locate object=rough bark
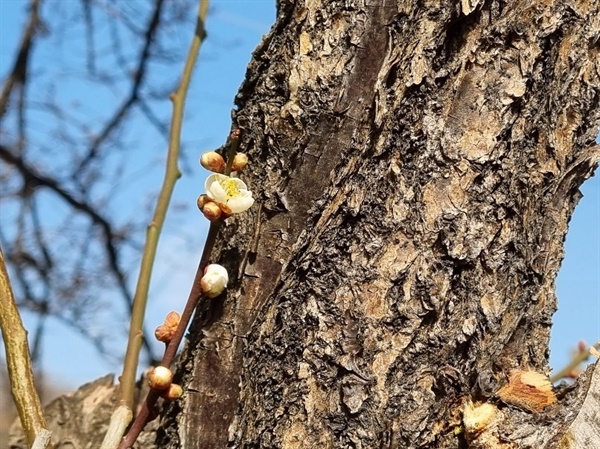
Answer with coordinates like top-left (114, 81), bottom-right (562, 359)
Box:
top-left (8, 0), bottom-right (599, 448)
top-left (165, 0), bottom-right (600, 448)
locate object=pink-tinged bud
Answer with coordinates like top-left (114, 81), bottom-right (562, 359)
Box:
top-left (202, 202), bottom-right (223, 222)
top-left (200, 152), bottom-right (225, 173)
top-left (154, 324), bottom-right (174, 343)
top-left (155, 311), bottom-right (181, 343)
top-left (197, 194), bottom-right (210, 210)
top-left (232, 153), bottom-right (249, 171)
top-left (200, 264), bottom-right (229, 298)
top-left (164, 311), bottom-right (181, 329)
top-left (148, 366), bottom-right (173, 391)
top-left (577, 341), bottom-right (587, 353)
top-left (162, 383), bottom-right (184, 401)
top-left (218, 202), bottom-right (233, 219)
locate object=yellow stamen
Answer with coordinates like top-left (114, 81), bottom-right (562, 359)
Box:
top-left (218, 177), bottom-right (240, 200)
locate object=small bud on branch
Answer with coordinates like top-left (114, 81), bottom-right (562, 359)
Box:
top-left (200, 264), bottom-right (228, 298)
top-left (232, 153), bottom-right (249, 171)
top-left (148, 366), bottom-right (173, 391)
top-left (200, 152), bottom-right (226, 173)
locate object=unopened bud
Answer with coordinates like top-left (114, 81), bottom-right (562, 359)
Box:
top-left (218, 202), bottom-right (233, 219)
top-left (197, 194), bottom-right (210, 210)
top-left (202, 201), bottom-right (223, 222)
top-left (155, 311), bottom-right (181, 343)
top-left (577, 341), bottom-right (587, 353)
top-left (162, 383), bottom-right (184, 401)
top-left (232, 153), bottom-right (249, 171)
top-left (164, 311), bottom-right (181, 329)
top-left (200, 264), bottom-right (229, 298)
top-left (148, 366), bottom-right (173, 391)
top-left (155, 324), bottom-right (174, 343)
top-left (200, 152), bottom-right (226, 173)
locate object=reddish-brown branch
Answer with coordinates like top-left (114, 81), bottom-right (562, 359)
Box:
top-left (118, 222), bottom-right (220, 449)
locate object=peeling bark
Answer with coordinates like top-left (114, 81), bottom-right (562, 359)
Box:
top-left (9, 0), bottom-right (599, 448)
top-left (166, 0), bottom-right (600, 448)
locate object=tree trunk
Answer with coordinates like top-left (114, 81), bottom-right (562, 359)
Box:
top-left (8, 1), bottom-right (599, 448)
top-left (162, 0), bottom-right (600, 448)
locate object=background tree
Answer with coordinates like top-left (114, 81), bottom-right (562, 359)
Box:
top-left (3, 0), bottom-right (600, 448)
top-left (0, 0), bottom-right (204, 368)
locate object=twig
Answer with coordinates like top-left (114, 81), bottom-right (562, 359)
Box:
top-left (115, 123), bottom-right (241, 448)
top-left (116, 223), bottom-right (219, 449)
top-left (76, 0), bottom-right (166, 173)
top-left (118, 0), bottom-right (209, 411)
top-left (101, 1), bottom-right (210, 448)
top-left (0, 0), bottom-right (42, 120)
top-left (0, 245), bottom-right (51, 447)
top-left (551, 341), bottom-right (600, 383)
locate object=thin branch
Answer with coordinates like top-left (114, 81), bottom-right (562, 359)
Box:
top-left (0, 245), bottom-right (50, 447)
top-left (0, 0), bottom-right (42, 121)
top-left (102, 2), bottom-right (211, 448)
top-left (0, 144), bottom-right (157, 361)
top-left (118, 0), bottom-right (209, 411)
top-left (117, 223), bottom-right (219, 449)
top-left (551, 341), bottom-right (600, 383)
top-left (82, 0), bottom-right (97, 74)
top-left (76, 0), bottom-right (165, 173)
top-left (116, 129), bottom-right (241, 449)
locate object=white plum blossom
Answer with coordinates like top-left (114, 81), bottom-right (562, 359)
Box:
top-left (204, 174), bottom-right (254, 214)
top-left (200, 264), bottom-right (229, 298)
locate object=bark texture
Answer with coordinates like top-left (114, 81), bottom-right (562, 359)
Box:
top-left (164, 0), bottom-right (600, 448)
top-left (8, 0), bottom-right (599, 448)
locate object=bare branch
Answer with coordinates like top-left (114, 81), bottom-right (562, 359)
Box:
top-left (0, 0), bottom-right (43, 121)
top-left (76, 0), bottom-right (166, 173)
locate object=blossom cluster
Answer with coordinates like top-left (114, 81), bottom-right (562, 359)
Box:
top-left (198, 151), bottom-right (254, 222)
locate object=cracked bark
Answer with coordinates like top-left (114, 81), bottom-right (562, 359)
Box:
top-left (9, 0), bottom-right (599, 448)
top-left (163, 1), bottom-right (600, 448)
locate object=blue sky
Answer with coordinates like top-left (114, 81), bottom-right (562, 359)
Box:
top-left (0, 0), bottom-right (598, 392)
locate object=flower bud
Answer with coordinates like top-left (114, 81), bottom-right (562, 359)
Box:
top-left (155, 324), bottom-right (174, 343)
top-left (232, 153), bottom-right (249, 171)
top-left (201, 201), bottom-right (223, 222)
top-left (164, 311), bottom-right (181, 329)
top-left (197, 194), bottom-right (210, 210)
top-left (200, 152), bottom-right (226, 173)
top-left (218, 202), bottom-right (233, 219)
top-left (200, 264), bottom-right (229, 298)
top-left (148, 366), bottom-right (173, 391)
top-left (162, 383), bottom-right (184, 401)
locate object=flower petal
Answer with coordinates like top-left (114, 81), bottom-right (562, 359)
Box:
top-left (205, 174), bottom-right (228, 203)
top-left (227, 193), bottom-right (254, 213)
